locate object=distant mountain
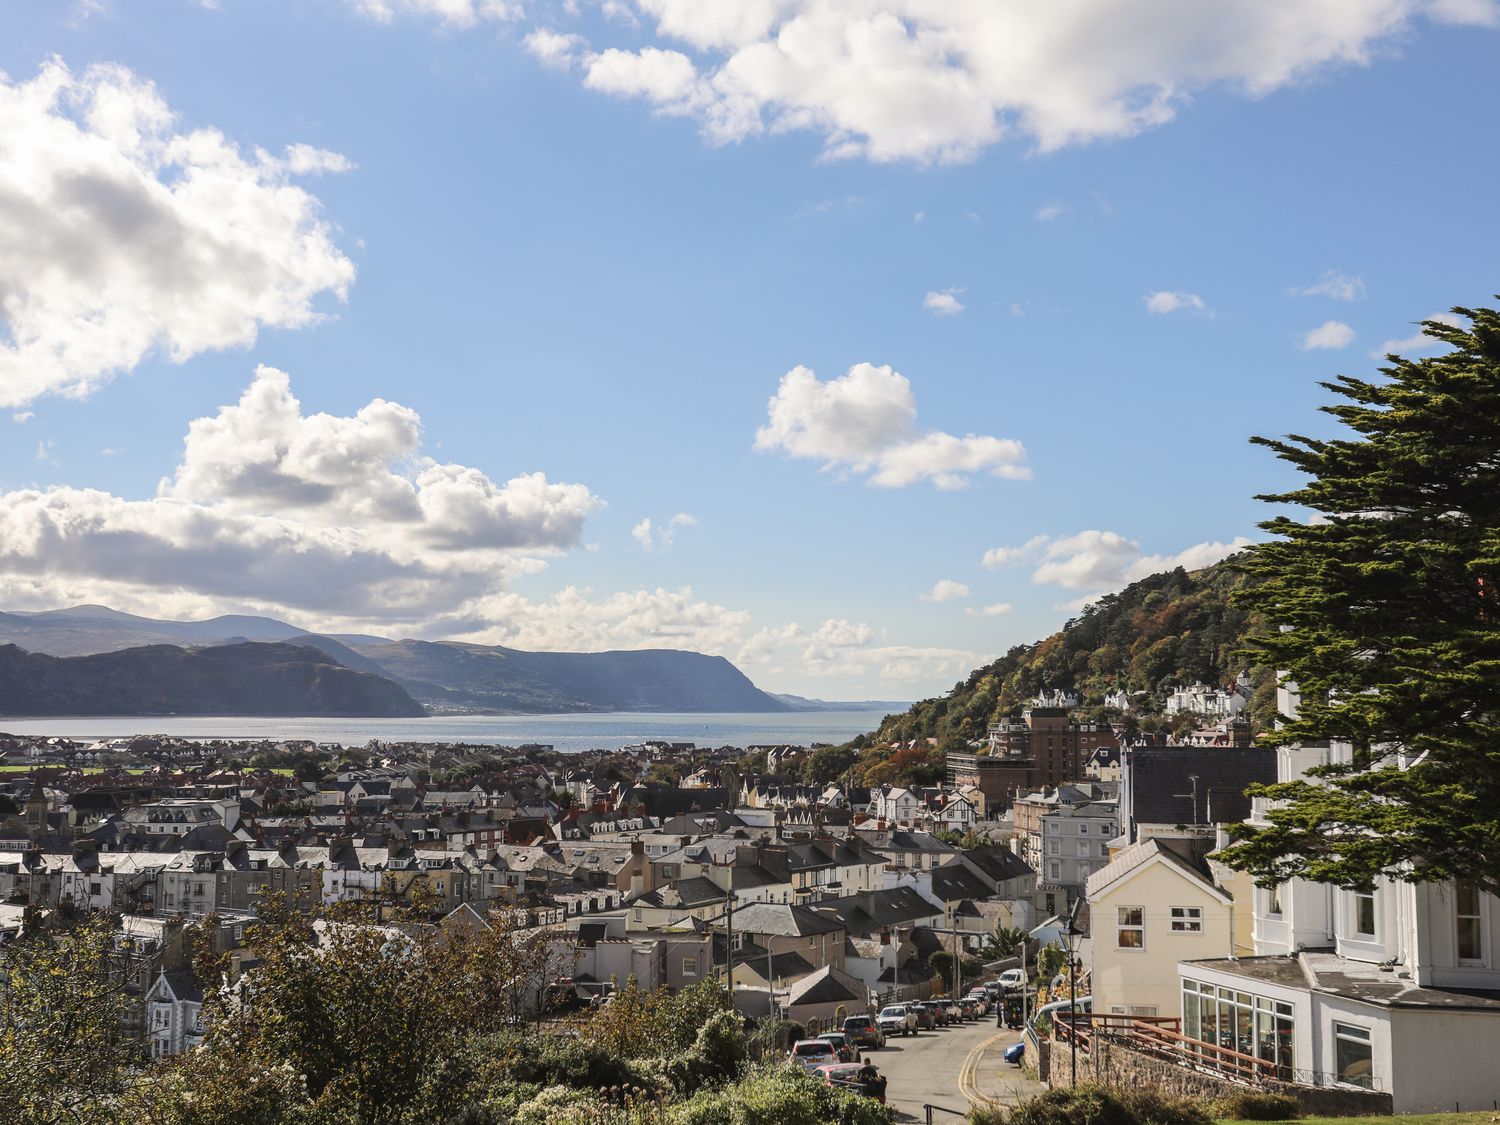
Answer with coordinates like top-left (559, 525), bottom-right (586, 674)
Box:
top-left (770, 694), bottom-right (911, 713)
top-left (347, 639), bottom-right (791, 714)
top-left (0, 605), bottom-right (793, 715)
top-left (0, 642), bottom-right (426, 717)
top-left (0, 605), bottom-right (309, 656)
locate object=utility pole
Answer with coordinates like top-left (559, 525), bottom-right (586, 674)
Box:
top-left (723, 858), bottom-right (735, 1010)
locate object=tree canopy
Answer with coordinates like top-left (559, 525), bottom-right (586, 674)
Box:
top-left (1222, 304), bottom-right (1500, 895)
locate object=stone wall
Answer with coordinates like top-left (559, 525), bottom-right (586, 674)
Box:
top-left (1049, 1035), bottom-right (1394, 1117)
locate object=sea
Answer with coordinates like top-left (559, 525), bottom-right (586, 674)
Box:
top-left (0, 710), bottom-right (890, 753)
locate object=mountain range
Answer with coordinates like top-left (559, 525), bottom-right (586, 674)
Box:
top-left (0, 605), bottom-right (798, 717)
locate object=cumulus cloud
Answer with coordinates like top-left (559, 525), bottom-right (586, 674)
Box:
top-left (982, 534), bottom-right (1050, 568)
top-left (1145, 290), bottom-right (1207, 315)
top-left (525, 28), bottom-right (587, 69)
top-left (1035, 201), bottom-right (1068, 221)
top-left (632, 511), bottom-right (696, 550)
top-left (12, 412), bottom-right (33, 424)
top-left (982, 529), bottom-right (1252, 599)
top-left (1376, 312), bottom-right (1465, 357)
top-left (0, 60), bottom-right (355, 409)
top-left (923, 289), bottom-right (966, 315)
top-left (510, 1), bottom-right (1494, 164)
top-left (1292, 270), bottom-right (1365, 300)
top-left (787, 617), bottom-right (977, 682)
top-left (965, 602), bottom-right (1013, 618)
top-left (1302, 320), bottom-right (1355, 349)
top-left (921, 579), bottom-right (969, 603)
top-left (0, 366), bottom-right (602, 628)
top-left (755, 362), bottom-right (1028, 489)
top-left (1031, 530), bottom-right (1253, 592)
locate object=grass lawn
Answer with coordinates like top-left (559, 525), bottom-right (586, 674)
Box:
top-left (1224, 1115), bottom-right (1497, 1125)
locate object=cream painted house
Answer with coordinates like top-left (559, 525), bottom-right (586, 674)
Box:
top-left (1086, 837), bottom-right (1246, 1018)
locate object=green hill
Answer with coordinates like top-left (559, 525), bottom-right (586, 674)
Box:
top-left (856, 556), bottom-right (1274, 753)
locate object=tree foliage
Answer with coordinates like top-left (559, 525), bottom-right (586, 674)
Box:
top-left (1222, 304), bottom-right (1500, 894)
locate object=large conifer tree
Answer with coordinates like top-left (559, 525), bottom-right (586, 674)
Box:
top-left (1223, 304), bottom-right (1500, 895)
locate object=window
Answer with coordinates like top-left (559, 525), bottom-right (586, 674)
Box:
top-left (1047, 838), bottom-right (1060, 855)
top-left (1117, 906), bottom-right (1144, 949)
top-left (1079, 824), bottom-right (1089, 835)
top-left (682, 957), bottom-right (698, 977)
top-left (1456, 881), bottom-right (1483, 963)
top-left (1170, 906), bottom-right (1204, 933)
top-left (1333, 1022), bottom-right (1373, 1088)
top-left (1353, 891), bottom-right (1376, 937)
top-left (1266, 883), bottom-right (1283, 917)
top-left (1048, 861), bottom-right (1061, 881)
top-left (1076, 841), bottom-right (1090, 857)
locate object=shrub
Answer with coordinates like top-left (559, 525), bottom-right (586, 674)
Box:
top-left (1006, 1084), bottom-right (1210, 1125)
top-left (1209, 1092), bottom-right (1300, 1121)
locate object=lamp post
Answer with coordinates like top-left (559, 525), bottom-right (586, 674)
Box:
top-left (1066, 898), bottom-right (1082, 1087)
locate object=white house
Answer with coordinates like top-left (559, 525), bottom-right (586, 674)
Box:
top-left (145, 970), bottom-right (206, 1058)
top-left (1169, 683), bottom-right (1500, 1112)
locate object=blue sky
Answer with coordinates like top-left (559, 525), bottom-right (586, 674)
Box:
top-left (1, 0), bottom-right (1497, 699)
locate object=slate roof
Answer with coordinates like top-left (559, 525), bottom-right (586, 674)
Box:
top-left (786, 963), bottom-right (865, 1007)
top-left (728, 901), bottom-right (846, 937)
top-left (1126, 747), bottom-right (1276, 827)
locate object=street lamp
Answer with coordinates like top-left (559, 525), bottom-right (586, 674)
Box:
top-left (1066, 897), bottom-right (1083, 1087)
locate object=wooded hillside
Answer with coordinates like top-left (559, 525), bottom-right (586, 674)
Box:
top-left (855, 557), bottom-right (1273, 752)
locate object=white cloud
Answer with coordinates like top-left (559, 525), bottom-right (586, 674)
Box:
top-left (1292, 270), bottom-right (1365, 300)
top-left (913, 210), bottom-right (925, 223)
top-left (0, 367), bottom-right (602, 628)
top-left (515, 1), bottom-right (1484, 164)
top-left (923, 288), bottom-right (966, 316)
top-left (583, 47), bottom-right (708, 115)
top-left (12, 412), bottom-right (34, 424)
top-left (965, 602), bottom-right (1013, 618)
top-left (788, 616), bottom-right (978, 683)
top-left (1376, 312), bottom-right (1464, 357)
top-left (35, 440), bottom-right (57, 465)
top-left (1145, 290), bottom-right (1207, 315)
top-left (1302, 320), bottom-right (1355, 349)
top-left (447, 585), bottom-right (752, 654)
top-left (348, 0), bottom-right (520, 27)
top-left (1029, 530), bottom-right (1254, 591)
top-left (525, 28), bottom-right (588, 69)
top-left (0, 60), bottom-right (355, 409)
top-left (631, 511), bottom-right (697, 550)
top-left (755, 362), bottom-right (1028, 489)
top-left (1035, 201), bottom-right (1068, 221)
top-left (981, 534), bottom-right (1050, 568)
top-left (921, 579), bottom-right (969, 603)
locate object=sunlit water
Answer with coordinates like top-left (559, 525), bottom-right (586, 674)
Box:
top-left (0, 710), bottom-right (891, 752)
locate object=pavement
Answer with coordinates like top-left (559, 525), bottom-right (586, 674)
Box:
top-left (861, 1016), bottom-right (1046, 1123)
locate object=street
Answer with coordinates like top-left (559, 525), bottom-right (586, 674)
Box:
top-left (858, 1015), bottom-right (1045, 1123)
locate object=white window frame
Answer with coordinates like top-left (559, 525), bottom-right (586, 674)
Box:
top-left (1352, 890), bottom-right (1376, 938)
top-left (682, 956), bottom-right (698, 977)
top-left (1116, 906), bottom-right (1145, 950)
top-left (1455, 881), bottom-right (1485, 965)
top-left (1332, 1021), bottom-right (1374, 1089)
top-left (1266, 883), bottom-right (1283, 917)
top-left (1170, 906), bottom-right (1203, 933)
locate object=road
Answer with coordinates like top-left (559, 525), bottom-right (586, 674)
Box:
top-left (859, 1015), bottom-right (1044, 1123)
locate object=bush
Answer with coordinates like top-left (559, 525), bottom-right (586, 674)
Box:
top-left (1209, 1092), bottom-right (1300, 1121)
top-left (1007, 1084), bottom-right (1210, 1125)
top-left (671, 1064), bottom-right (891, 1125)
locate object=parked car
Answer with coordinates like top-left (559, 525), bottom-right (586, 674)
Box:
top-left (943, 999), bottom-right (964, 1022)
top-left (1003, 1040), bottom-right (1026, 1066)
top-left (843, 1014), bottom-right (886, 1050)
top-left (909, 1002), bottom-right (936, 1030)
top-left (817, 1032), bottom-right (857, 1062)
top-left (789, 1039), bottom-right (839, 1072)
top-left (814, 1062), bottom-right (887, 1104)
top-left (877, 1004), bottom-right (917, 1037)
top-left (920, 1000), bottom-right (950, 1027)
top-left (959, 997), bottom-right (983, 1019)
top-left (997, 968), bottom-right (1026, 992)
